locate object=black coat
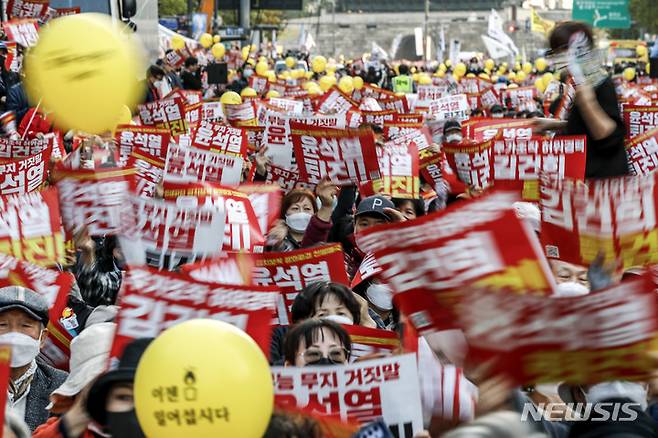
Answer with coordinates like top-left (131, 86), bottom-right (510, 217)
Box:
top-left (24, 360), bottom-right (68, 431)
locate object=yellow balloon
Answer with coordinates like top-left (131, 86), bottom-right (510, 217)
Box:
top-left (240, 87), bottom-right (257, 98)
top-left (319, 75), bottom-right (334, 92)
top-left (255, 61), bottom-right (268, 76)
top-left (213, 35), bottom-right (221, 43)
top-left (171, 34), bottom-right (185, 50)
top-left (199, 33), bottom-right (213, 49)
top-left (454, 62), bottom-right (467, 77)
top-left (478, 72), bottom-right (490, 80)
top-left (534, 78), bottom-right (546, 93)
top-left (307, 84), bottom-right (322, 95)
top-left (637, 45), bottom-right (647, 57)
top-left (445, 60), bottom-right (452, 67)
top-left (508, 83), bottom-right (519, 89)
top-left (24, 13), bottom-right (142, 134)
top-left (484, 59), bottom-right (495, 71)
top-left (410, 66), bottom-right (417, 74)
top-left (514, 62), bottom-right (521, 72)
top-left (436, 70), bottom-right (445, 78)
top-left (305, 71), bottom-right (314, 79)
top-left (418, 74), bottom-right (432, 85)
top-left (220, 91), bottom-right (242, 105)
top-left (507, 71), bottom-right (516, 81)
top-left (211, 43), bottom-right (225, 59)
top-left (265, 70), bottom-right (276, 82)
top-left (515, 71), bottom-right (526, 82)
top-left (491, 75), bottom-right (499, 82)
top-left (647, 64), bottom-right (651, 75)
top-left (312, 55), bottom-right (327, 73)
top-left (535, 57), bottom-right (547, 73)
top-left (338, 76), bottom-right (354, 94)
top-left (439, 63), bottom-right (447, 72)
top-left (117, 105), bottom-right (132, 126)
top-left (465, 73), bottom-right (476, 78)
top-left (266, 90), bottom-right (280, 99)
top-left (285, 56), bottom-right (296, 68)
top-left (541, 72), bottom-right (554, 88)
top-left (623, 67), bottom-right (636, 81)
top-left (522, 62), bottom-right (533, 75)
top-left (134, 320), bottom-right (273, 438)
top-left (412, 73), bottom-right (419, 82)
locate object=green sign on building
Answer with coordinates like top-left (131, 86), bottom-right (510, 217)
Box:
top-left (572, 0), bottom-right (631, 29)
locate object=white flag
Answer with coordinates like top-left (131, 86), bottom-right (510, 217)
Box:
top-left (481, 35), bottom-right (513, 59)
top-left (487, 9), bottom-right (519, 56)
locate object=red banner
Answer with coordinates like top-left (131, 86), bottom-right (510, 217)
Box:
top-left (0, 148), bottom-right (50, 197)
top-left (180, 251), bottom-right (255, 285)
top-left (164, 143), bottom-right (243, 186)
top-left (462, 117), bottom-right (533, 142)
top-left (458, 276), bottom-right (658, 384)
top-left (5, 0), bottom-right (48, 18)
top-left (115, 125), bottom-right (171, 167)
top-left (2, 19), bottom-right (39, 47)
top-left (623, 105), bottom-right (658, 139)
top-left (443, 138), bottom-right (493, 189)
top-left (0, 135), bottom-right (64, 161)
top-left (53, 167), bottom-right (133, 236)
top-left (382, 122), bottom-right (423, 141)
top-left (127, 149), bottom-right (165, 199)
top-left (137, 98), bottom-right (188, 137)
top-left (190, 121), bottom-right (247, 157)
top-left (540, 173), bottom-right (658, 269)
top-left (492, 136), bottom-right (587, 201)
top-left (266, 164), bottom-right (299, 191)
top-left (291, 124), bottom-right (380, 186)
top-left (626, 126), bottom-right (658, 175)
top-left (238, 183), bottom-right (283, 237)
top-left (252, 243), bottom-right (350, 325)
top-left (111, 266), bottom-right (278, 360)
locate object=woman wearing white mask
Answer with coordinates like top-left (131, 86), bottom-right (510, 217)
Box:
top-left (354, 279), bottom-right (396, 330)
top-left (0, 286), bottom-right (67, 431)
top-left (266, 178), bottom-right (338, 252)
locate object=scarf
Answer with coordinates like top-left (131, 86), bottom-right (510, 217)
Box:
top-left (7, 360), bottom-right (37, 405)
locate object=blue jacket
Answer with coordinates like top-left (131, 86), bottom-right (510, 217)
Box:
top-left (6, 82), bottom-right (28, 124)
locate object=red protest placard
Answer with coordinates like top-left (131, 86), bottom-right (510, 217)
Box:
top-left (290, 124), bottom-right (380, 186)
top-left (5, 0), bottom-right (48, 18)
top-left (499, 86), bottom-right (538, 109)
top-left (623, 105), bottom-right (658, 139)
top-left (201, 100), bottom-right (224, 123)
top-left (540, 173), bottom-right (658, 269)
top-left (0, 346), bottom-right (10, 418)
top-left (428, 94), bottom-right (470, 122)
top-left (626, 126), bottom-right (658, 175)
top-left (416, 84), bottom-right (450, 105)
top-left (443, 138), bottom-right (493, 190)
top-left (492, 136), bottom-right (587, 201)
top-left (111, 265), bottom-right (278, 360)
top-left (479, 86), bottom-right (501, 109)
top-left (266, 164), bottom-right (299, 191)
top-left (166, 89), bottom-right (202, 129)
top-left (162, 182), bottom-right (265, 253)
top-left (0, 188), bottom-right (66, 266)
top-left (382, 121), bottom-right (423, 142)
top-left (127, 149), bottom-right (165, 199)
top-left (462, 117), bottom-right (533, 142)
top-left (269, 97), bottom-right (304, 115)
top-left (224, 101), bottom-right (258, 127)
top-left (458, 276), bottom-right (658, 385)
top-left (54, 6), bottom-right (79, 16)
top-left (361, 110), bottom-right (395, 129)
top-left (371, 130), bottom-right (420, 199)
top-left (3, 19), bottom-right (39, 47)
top-left (53, 167), bottom-right (134, 236)
top-left (252, 243), bottom-right (349, 325)
top-left (0, 135), bottom-right (63, 161)
top-left (248, 75), bottom-right (269, 94)
top-left (344, 324), bottom-right (401, 361)
top-left (238, 183), bottom-right (283, 237)
top-left (164, 143), bottom-right (244, 186)
top-left (137, 98), bottom-right (188, 137)
top-left (271, 354), bottom-right (423, 432)
top-left (316, 86), bottom-right (359, 115)
top-left (119, 195), bottom-right (226, 270)
top-left (379, 96), bottom-right (410, 114)
top-left (0, 148), bottom-right (50, 197)
top-left (180, 251), bottom-right (255, 285)
top-left (190, 121), bottom-right (247, 157)
top-left (114, 125), bottom-right (171, 167)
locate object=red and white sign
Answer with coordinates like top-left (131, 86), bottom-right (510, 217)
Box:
top-left (201, 101), bottom-right (224, 123)
top-left (626, 126), bottom-right (658, 175)
top-left (269, 97), bottom-right (304, 115)
top-left (164, 143), bottom-right (243, 186)
top-left (0, 149), bottom-right (50, 197)
top-left (114, 125), bottom-right (171, 167)
top-left (128, 150), bottom-right (165, 199)
top-left (291, 124), bottom-right (380, 186)
top-left (0, 188), bottom-right (66, 266)
top-left (499, 86), bottom-right (537, 109)
top-left (417, 85), bottom-right (450, 105)
top-left (190, 121), bottom-right (247, 157)
top-left (272, 354), bottom-right (423, 433)
top-left (2, 19), bottom-right (39, 47)
top-left (53, 167), bottom-right (133, 236)
top-left (0, 135), bottom-right (63, 161)
top-left (138, 98), bottom-right (188, 137)
top-left (5, 0), bottom-right (48, 19)
top-left (224, 101), bottom-right (258, 127)
top-left (316, 87), bottom-right (358, 115)
top-left (371, 130), bottom-right (420, 199)
top-left (238, 183), bottom-right (283, 237)
top-left (623, 105), bottom-right (658, 139)
top-left (428, 94), bottom-right (470, 122)
top-left (344, 324), bottom-right (401, 362)
top-left (443, 139), bottom-right (493, 189)
top-left (181, 251), bottom-right (255, 285)
top-left (111, 266), bottom-right (278, 359)
top-left (462, 118), bottom-right (533, 142)
top-left (252, 243), bottom-right (350, 325)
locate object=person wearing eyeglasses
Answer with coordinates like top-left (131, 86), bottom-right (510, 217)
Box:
top-left (282, 319), bottom-right (352, 367)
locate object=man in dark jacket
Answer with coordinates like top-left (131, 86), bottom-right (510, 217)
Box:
top-left (181, 56), bottom-right (202, 91)
top-left (6, 82), bottom-right (28, 124)
top-left (0, 286), bottom-right (67, 431)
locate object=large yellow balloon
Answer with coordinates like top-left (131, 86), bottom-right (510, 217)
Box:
top-left (454, 62), bottom-right (467, 77)
top-left (117, 105), bottom-right (133, 126)
top-left (542, 72), bottom-right (554, 88)
top-left (637, 45), bottom-right (647, 57)
top-left (307, 83), bottom-right (322, 95)
top-left (484, 59), bottom-right (495, 71)
top-left (265, 70), bottom-right (276, 82)
top-left (522, 62), bottom-right (533, 75)
top-left (623, 67), bottom-right (636, 81)
top-left (213, 35), bottom-right (221, 43)
top-left (285, 56), bottom-right (296, 68)
top-left (319, 75), bottom-right (334, 92)
top-left (338, 76), bottom-right (354, 94)
top-left (353, 76), bottom-right (364, 90)
top-left (534, 78), bottom-right (546, 93)
top-left (220, 91), bottom-right (242, 105)
top-left (24, 13), bottom-right (142, 134)
top-left (312, 55), bottom-right (327, 73)
top-left (199, 33), bottom-right (213, 49)
top-left (515, 71), bottom-right (527, 82)
top-left (418, 74), bottom-right (432, 85)
top-left (255, 61), bottom-right (268, 76)
top-left (171, 34), bottom-right (185, 50)
top-left (240, 87), bottom-right (257, 98)
top-left (535, 57), bottom-right (547, 73)
top-left (211, 43), bottom-right (225, 59)
top-left (135, 320), bottom-right (273, 438)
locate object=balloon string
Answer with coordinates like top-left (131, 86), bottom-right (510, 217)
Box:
top-left (21, 98), bottom-right (42, 140)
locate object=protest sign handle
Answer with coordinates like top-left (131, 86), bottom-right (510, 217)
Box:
top-left (21, 98), bottom-right (42, 140)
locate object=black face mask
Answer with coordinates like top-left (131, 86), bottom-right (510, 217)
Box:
top-left (306, 357), bottom-right (333, 367)
top-left (107, 410), bottom-right (145, 438)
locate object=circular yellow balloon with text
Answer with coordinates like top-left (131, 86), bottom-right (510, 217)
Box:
top-left (353, 76), bottom-right (364, 90)
top-left (220, 91), bottom-right (242, 105)
top-left (211, 43), bottom-right (225, 59)
top-left (199, 33), bottom-right (213, 48)
top-left (135, 320), bottom-right (273, 438)
top-left (24, 13), bottom-right (143, 134)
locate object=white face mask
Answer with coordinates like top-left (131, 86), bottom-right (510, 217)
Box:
top-left (0, 332), bottom-right (42, 367)
top-left (491, 112), bottom-right (504, 119)
top-left (445, 133), bottom-right (463, 144)
top-left (286, 212), bottom-right (313, 233)
top-left (366, 283), bottom-right (393, 311)
top-left (322, 314), bottom-right (353, 325)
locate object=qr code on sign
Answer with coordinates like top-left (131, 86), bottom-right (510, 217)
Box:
top-left (545, 245), bottom-right (559, 258)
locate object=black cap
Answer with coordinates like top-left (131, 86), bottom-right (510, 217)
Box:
top-left (355, 195), bottom-right (395, 220)
top-left (443, 119), bottom-right (462, 134)
top-left (490, 104), bottom-right (504, 113)
top-left (0, 286), bottom-right (49, 326)
top-left (86, 338), bottom-right (153, 426)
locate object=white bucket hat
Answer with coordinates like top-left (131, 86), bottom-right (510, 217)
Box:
top-left (47, 322), bottom-right (116, 410)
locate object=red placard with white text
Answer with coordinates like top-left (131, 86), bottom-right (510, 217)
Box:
top-left (316, 87), bottom-right (359, 115)
top-left (344, 324), bottom-right (401, 362)
top-left (462, 118), bottom-right (533, 142)
top-left (626, 126), bottom-right (658, 175)
top-left (138, 98), bottom-right (188, 137)
top-left (114, 125), bottom-right (171, 167)
top-left (623, 105), bottom-right (658, 139)
top-left (291, 124), bottom-right (380, 186)
top-left (0, 135), bottom-right (63, 161)
top-left (3, 19), bottom-right (39, 47)
top-left (224, 101), bottom-right (258, 127)
top-left (238, 184), bottom-right (283, 237)
top-left (5, 0), bottom-right (48, 18)
top-left (428, 94), bottom-right (470, 122)
top-left (443, 138), bottom-right (493, 189)
top-left (252, 244), bottom-right (350, 325)
top-left (180, 251), bottom-right (255, 285)
top-left (164, 143), bottom-right (243, 186)
top-left (127, 149), bottom-right (165, 199)
top-left (111, 266), bottom-right (278, 360)
top-left (0, 149), bottom-right (50, 197)
top-left (370, 130), bottom-right (420, 199)
top-left (190, 121), bottom-right (247, 157)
